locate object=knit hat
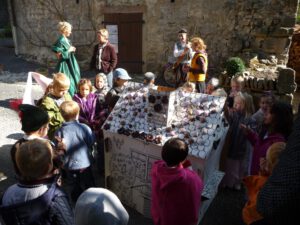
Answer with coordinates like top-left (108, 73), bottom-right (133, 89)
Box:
top-left (144, 72), bottom-right (156, 81)
top-left (113, 68), bottom-right (132, 80)
top-left (75, 188), bottom-right (129, 225)
top-left (19, 104), bottom-right (49, 133)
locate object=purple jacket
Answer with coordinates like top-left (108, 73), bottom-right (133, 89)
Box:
top-left (247, 131), bottom-right (285, 175)
top-left (151, 160), bottom-right (203, 225)
top-left (73, 93), bottom-right (98, 127)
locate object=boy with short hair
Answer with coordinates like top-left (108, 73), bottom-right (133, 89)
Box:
top-left (105, 68), bottom-right (131, 109)
top-left (0, 139), bottom-right (74, 225)
top-left (143, 72), bottom-right (156, 87)
top-left (55, 100), bottom-right (96, 203)
top-left (151, 138), bottom-right (204, 225)
top-left (39, 72), bottom-right (72, 140)
top-left (10, 104), bottom-right (50, 176)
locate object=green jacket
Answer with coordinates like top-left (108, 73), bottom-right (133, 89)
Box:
top-left (52, 35), bottom-right (81, 96)
top-left (39, 93), bottom-right (72, 140)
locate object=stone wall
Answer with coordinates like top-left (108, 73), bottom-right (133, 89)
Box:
top-left (7, 0), bottom-right (299, 75)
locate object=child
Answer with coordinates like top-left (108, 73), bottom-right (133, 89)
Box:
top-left (180, 81), bottom-right (196, 93)
top-left (10, 104), bottom-right (50, 176)
top-left (227, 75), bottom-right (244, 109)
top-left (221, 92), bottom-right (255, 190)
top-left (105, 68), bottom-right (132, 109)
top-left (151, 138), bottom-right (204, 225)
top-left (94, 73), bottom-right (109, 103)
top-left (251, 92), bottom-right (275, 133)
top-left (75, 188), bottom-right (129, 225)
top-left (0, 139), bottom-right (74, 225)
top-left (242, 142), bottom-right (286, 225)
top-left (39, 72), bottom-right (72, 140)
top-left (143, 72), bottom-right (156, 87)
top-left (206, 77), bottom-right (227, 97)
top-left (54, 100), bottom-right (96, 203)
top-left (186, 37), bottom-right (208, 93)
top-left (241, 101), bottom-right (293, 175)
top-left (73, 78), bottom-right (100, 129)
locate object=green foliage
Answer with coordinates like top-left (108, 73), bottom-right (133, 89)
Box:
top-left (225, 57), bottom-right (246, 76)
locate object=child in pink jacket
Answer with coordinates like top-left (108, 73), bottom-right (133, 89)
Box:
top-left (151, 138), bottom-right (204, 225)
top-left (241, 101), bottom-right (293, 175)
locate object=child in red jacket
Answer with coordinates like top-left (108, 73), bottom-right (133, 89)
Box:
top-left (151, 138), bottom-right (204, 225)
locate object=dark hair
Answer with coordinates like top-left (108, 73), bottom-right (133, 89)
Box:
top-left (161, 138), bottom-right (189, 167)
top-left (269, 101), bottom-right (293, 139)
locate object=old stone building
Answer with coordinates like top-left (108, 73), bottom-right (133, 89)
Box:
top-left (6, 0), bottom-right (299, 76)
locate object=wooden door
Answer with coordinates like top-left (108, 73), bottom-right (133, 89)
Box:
top-left (104, 13), bottom-right (143, 73)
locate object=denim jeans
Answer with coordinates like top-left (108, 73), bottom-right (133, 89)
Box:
top-left (106, 70), bottom-right (113, 88)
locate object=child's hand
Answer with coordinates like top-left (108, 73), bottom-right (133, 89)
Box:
top-left (259, 157), bottom-right (269, 176)
top-left (55, 136), bottom-right (66, 153)
top-left (240, 123), bottom-right (251, 135)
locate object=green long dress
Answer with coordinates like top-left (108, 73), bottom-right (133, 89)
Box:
top-left (52, 35), bottom-right (81, 96)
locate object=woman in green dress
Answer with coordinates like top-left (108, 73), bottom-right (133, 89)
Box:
top-left (52, 21), bottom-right (80, 96)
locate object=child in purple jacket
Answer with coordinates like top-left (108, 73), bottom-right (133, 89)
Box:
top-left (151, 138), bottom-right (204, 225)
top-left (241, 101), bottom-right (293, 175)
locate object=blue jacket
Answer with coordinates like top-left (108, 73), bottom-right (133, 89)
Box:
top-left (55, 120), bottom-right (95, 170)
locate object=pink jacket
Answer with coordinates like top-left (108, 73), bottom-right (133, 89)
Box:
top-left (151, 160), bottom-right (203, 225)
top-left (247, 131), bottom-right (285, 175)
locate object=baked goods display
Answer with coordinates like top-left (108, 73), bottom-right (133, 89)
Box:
top-left (102, 82), bottom-right (227, 159)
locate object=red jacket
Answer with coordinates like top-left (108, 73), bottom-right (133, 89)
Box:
top-left (151, 160), bottom-right (203, 225)
top-left (90, 42), bottom-right (117, 74)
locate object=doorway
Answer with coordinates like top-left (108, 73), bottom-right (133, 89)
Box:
top-left (104, 13), bottom-right (143, 73)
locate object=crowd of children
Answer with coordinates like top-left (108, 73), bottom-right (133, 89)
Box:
top-left (0, 40), bottom-right (299, 224)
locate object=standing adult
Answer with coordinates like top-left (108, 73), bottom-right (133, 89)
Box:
top-left (186, 37), bottom-right (208, 93)
top-left (173, 28), bottom-right (194, 87)
top-left (90, 28), bottom-right (118, 88)
top-left (52, 21), bottom-right (81, 97)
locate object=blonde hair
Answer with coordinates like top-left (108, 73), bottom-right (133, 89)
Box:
top-left (58, 21), bottom-right (72, 34)
top-left (16, 139), bottom-right (53, 181)
top-left (234, 92), bottom-right (255, 118)
top-left (60, 100), bottom-right (80, 121)
top-left (181, 81), bottom-right (195, 92)
top-left (97, 28), bottom-right (109, 38)
top-left (266, 142), bottom-right (286, 172)
top-left (95, 73), bottom-right (108, 88)
top-left (191, 37), bottom-right (206, 51)
top-left (53, 72), bottom-right (70, 89)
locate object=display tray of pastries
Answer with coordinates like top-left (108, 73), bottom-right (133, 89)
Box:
top-left (102, 85), bottom-right (227, 159)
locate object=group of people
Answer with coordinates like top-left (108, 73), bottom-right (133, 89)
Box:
top-left (0, 21), bottom-right (299, 225)
top-left (220, 75), bottom-right (298, 225)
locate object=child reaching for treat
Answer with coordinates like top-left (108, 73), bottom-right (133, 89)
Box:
top-left (221, 92), bottom-right (255, 190)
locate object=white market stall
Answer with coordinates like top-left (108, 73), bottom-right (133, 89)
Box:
top-left (102, 82), bottom-right (228, 221)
